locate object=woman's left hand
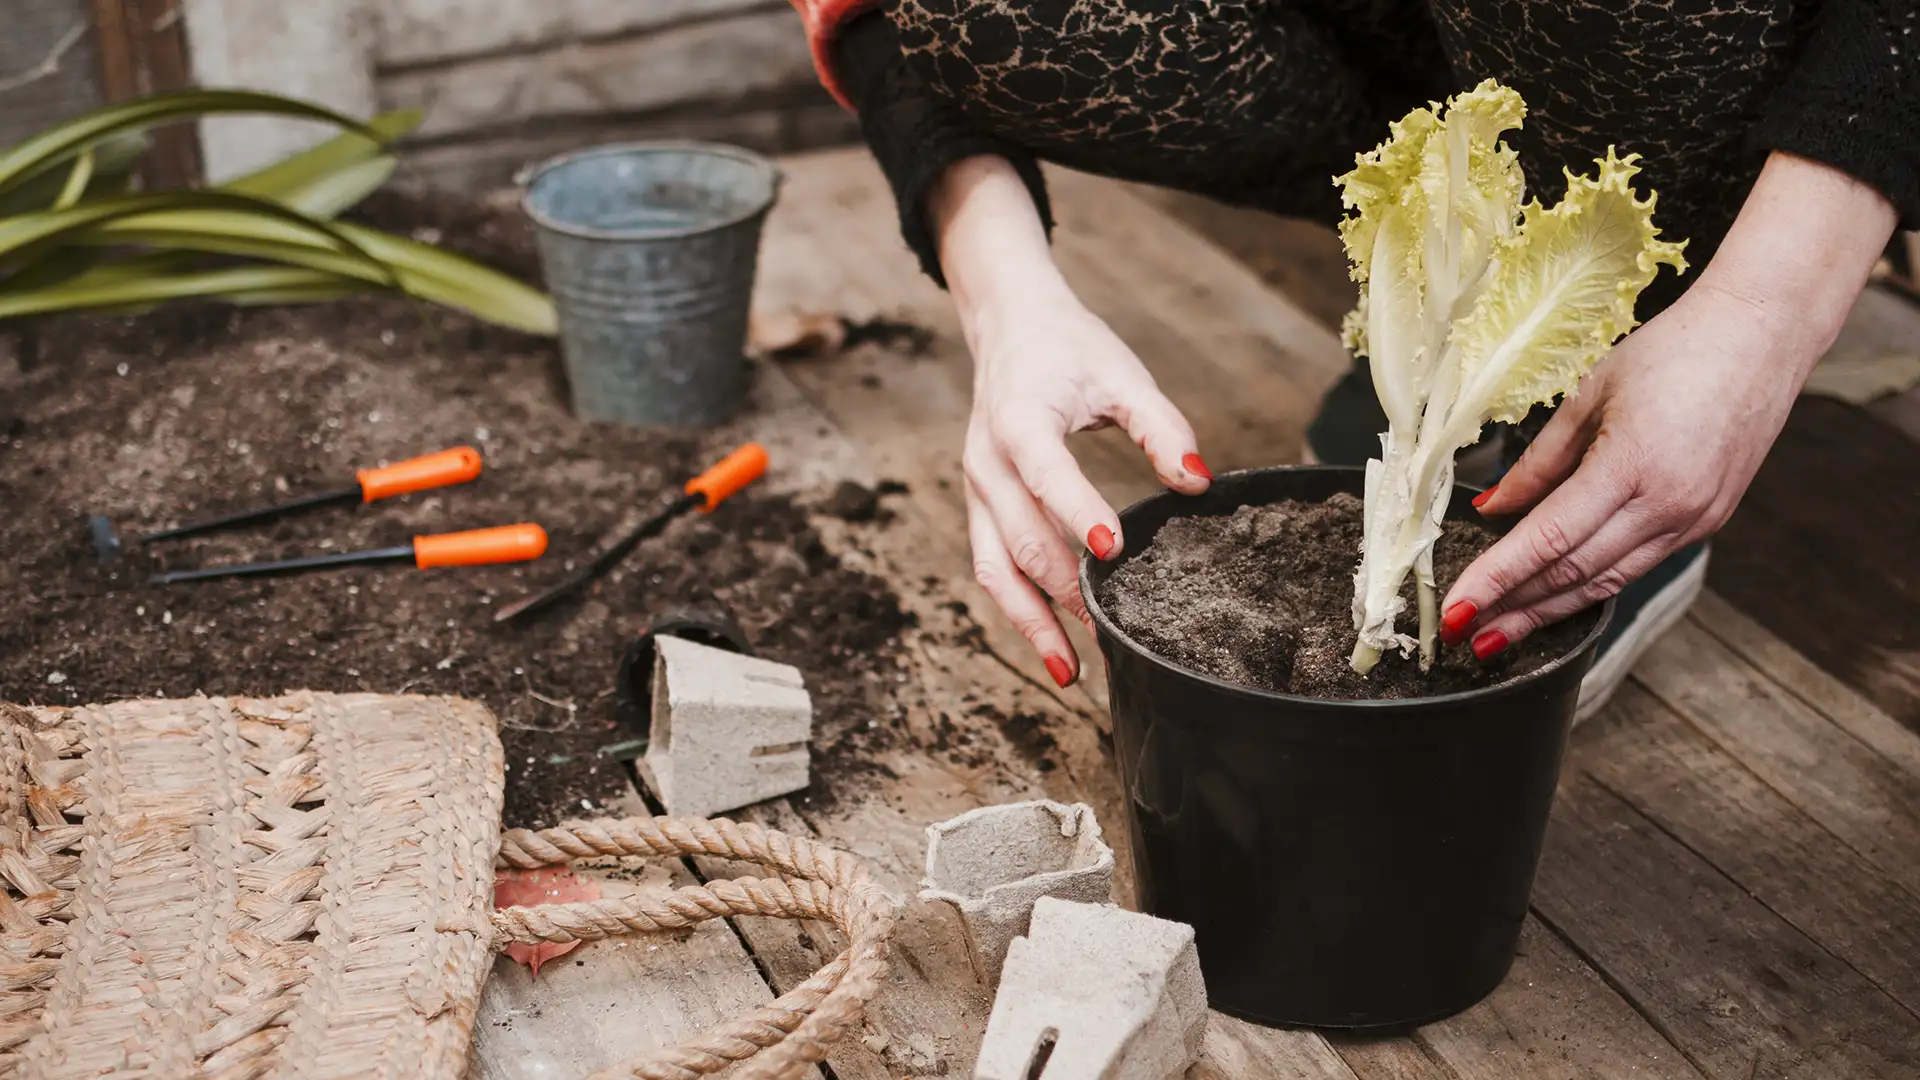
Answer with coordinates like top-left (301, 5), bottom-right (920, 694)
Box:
top-left (1438, 150), bottom-right (1899, 659)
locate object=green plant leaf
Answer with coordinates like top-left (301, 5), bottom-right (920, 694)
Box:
top-left (222, 108), bottom-right (422, 218)
top-left (0, 263), bottom-right (357, 319)
top-left (0, 190), bottom-right (399, 290)
top-left (228, 282), bottom-right (371, 307)
top-left (0, 130), bottom-right (149, 217)
top-left (52, 150), bottom-right (95, 211)
top-left (336, 223), bottom-right (557, 334)
top-left (5, 193), bottom-right (553, 333)
top-left (0, 97), bottom-right (553, 335)
top-left (0, 89), bottom-right (377, 198)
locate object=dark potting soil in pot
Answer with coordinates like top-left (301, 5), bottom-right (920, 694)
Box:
top-left (1096, 492), bottom-right (1599, 700)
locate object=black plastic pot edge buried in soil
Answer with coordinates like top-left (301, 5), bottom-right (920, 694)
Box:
top-left (1079, 464), bottom-right (1611, 1031)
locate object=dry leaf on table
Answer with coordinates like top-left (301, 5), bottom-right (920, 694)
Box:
top-left (494, 866), bottom-right (603, 975)
top-left (749, 309), bottom-right (848, 360)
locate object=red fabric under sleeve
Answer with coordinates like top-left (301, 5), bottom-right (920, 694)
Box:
top-left (788, 0), bottom-right (882, 110)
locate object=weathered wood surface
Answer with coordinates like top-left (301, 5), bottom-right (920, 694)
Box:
top-left (475, 148), bottom-right (1920, 1079)
top-left (470, 792), bottom-right (821, 1080)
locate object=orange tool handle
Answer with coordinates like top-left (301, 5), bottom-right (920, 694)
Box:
top-left (413, 524), bottom-right (549, 569)
top-left (357, 447), bottom-right (484, 502)
top-left (685, 442), bottom-right (769, 512)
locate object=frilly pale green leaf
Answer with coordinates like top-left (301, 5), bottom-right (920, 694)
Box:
top-left (1444, 148), bottom-right (1689, 429)
top-left (1335, 80), bottom-right (1688, 675)
top-left (1333, 78), bottom-right (1526, 289)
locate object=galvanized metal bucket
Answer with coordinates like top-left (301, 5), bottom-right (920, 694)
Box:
top-left (520, 142), bottom-right (781, 428)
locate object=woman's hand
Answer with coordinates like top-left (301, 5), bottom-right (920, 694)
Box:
top-left (1441, 151), bottom-right (1899, 657)
top-left (932, 155), bottom-right (1212, 686)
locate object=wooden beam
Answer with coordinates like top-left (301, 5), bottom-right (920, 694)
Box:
top-left (90, 0), bottom-right (200, 187)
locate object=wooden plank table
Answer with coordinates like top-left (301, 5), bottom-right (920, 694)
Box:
top-left (473, 148), bottom-right (1920, 1080)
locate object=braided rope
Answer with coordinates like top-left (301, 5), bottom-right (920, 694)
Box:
top-left (487, 815), bottom-right (899, 1080)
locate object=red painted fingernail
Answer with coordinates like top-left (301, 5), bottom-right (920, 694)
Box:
top-left (1087, 524), bottom-right (1116, 560)
top-left (1472, 629), bottom-right (1510, 661)
top-left (1441, 601), bottom-right (1478, 644)
top-left (1471, 484), bottom-right (1499, 509)
top-left (1182, 453), bottom-right (1213, 481)
top-left (1044, 655), bottom-right (1074, 687)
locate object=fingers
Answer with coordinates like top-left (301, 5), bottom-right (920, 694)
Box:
top-left (1451, 506), bottom-right (1675, 649)
top-left (1463, 536), bottom-right (1677, 658)
top-left (1440, 463), bottom-right (1633, 640)
top-left (1473, 389), bottom-right (1602, 516)
top-left (1000, 423), bottom-right (1127, 561)
top-left (964, 433), bottom-right (1093, 685)
top-left (1475, 504), bottom-right (1669, 621)
top-left (1105, 381), bottom-right (1212, 496)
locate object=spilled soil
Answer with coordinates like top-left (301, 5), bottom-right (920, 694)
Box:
top-left (0, 189), bottom-right (914, 828)
top-left (1097, 492), bottom-right (1599, 699)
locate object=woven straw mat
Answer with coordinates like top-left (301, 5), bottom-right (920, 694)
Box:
top-left (0, 691), bottom-right (505, 1079)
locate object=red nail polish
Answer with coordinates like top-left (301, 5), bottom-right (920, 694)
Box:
top-left (1088, 524), bottom-right (1116, 560)
top-left (1182, 453), bottom-right (1213, 481)
top-left (1044, 655), bottom-right (1074, 687)
top-left (1471, 629), bottom-right (1510, 661)
top-left (1441, 601), bottom-right (1478, 644)
top-left (1472, 484), bottom-right (1499, 509)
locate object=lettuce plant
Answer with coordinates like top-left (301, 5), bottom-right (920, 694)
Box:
top-left (1336, 80), bottom-right (1688, 675)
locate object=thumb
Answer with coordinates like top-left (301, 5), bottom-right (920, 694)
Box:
top-left (1107, 380), bottom-right (1211, 495)
top-left (1475, 390), bottom-right (1602, 517)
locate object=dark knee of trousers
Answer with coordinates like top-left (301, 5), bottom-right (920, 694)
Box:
top-left (1305, 356), bottom-right (1555, 470)
top-left (1305, 357), bottom-right (1388, 466)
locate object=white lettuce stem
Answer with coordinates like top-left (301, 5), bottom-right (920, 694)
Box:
top-left (1417, 578), bottom-right (1438, 669)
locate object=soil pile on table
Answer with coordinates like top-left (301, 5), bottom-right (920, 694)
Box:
top-left (1096, 493), bottom-right (1599, 699)
top-left (0, 189), bottom-right (912, 828)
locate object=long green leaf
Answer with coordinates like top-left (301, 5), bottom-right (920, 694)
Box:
top-left (337, 223), bottom-right (556, 334)
top-left (71, 225), bottom-right (396, 282)
top-left (0, 190), bottom-right (399, 290)
top-left (0, 131), bottom-right (149, 217)
top-left (222, 108), bottom-right (421, 217)
top-left (64, 208), bottom-right (556, 334)
top-left (52, 150), bottom-right (95, 211)
top-left (229, 282), bottom-right (371, 307)
top-left (0, 89), bottom-right (378, 197)
top-left (239, 155), bottom-right (398, 221)
top-left (0, 264), bottom-right (355, 319)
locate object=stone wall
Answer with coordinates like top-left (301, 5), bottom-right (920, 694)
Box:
top-left (0, 0), bottom-right (103, 151)
top-left (186, 0), bottom-right (854, 191)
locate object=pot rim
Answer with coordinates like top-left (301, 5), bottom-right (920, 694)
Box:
top-left (517, 139), bottom-right (783, 243)
top-left (1078, 463), bottom-right (1616, 712)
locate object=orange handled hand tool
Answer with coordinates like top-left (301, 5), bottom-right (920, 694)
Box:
top-left (141, 446), bottom-right (485, 543)
top-left (684, 442), bottom-right (769, 512)
top-left (149, 524), bottom-right (548, 585)
top-left (493, 442), bottom-right (769, 623)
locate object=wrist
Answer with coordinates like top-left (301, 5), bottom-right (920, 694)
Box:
top-left (1693, 151), bottom-right (1898, 371)
top-left (928, 155), bottom-right (1077, 341)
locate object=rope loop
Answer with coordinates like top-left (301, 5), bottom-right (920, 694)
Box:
top-left (491, 815), bottom-right (899, 1080)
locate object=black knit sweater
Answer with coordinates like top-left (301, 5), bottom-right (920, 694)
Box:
top-left (832, 0), bottom-right (1919, 303)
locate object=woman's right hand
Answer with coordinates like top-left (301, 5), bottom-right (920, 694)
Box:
top-left (932, 155), bottom-right (1212, 688)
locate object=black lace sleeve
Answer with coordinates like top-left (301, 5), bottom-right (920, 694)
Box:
top-left (1749, 0), bottom-right (1920, 228)
top-left (834, 11), bottom-right (1055, 289)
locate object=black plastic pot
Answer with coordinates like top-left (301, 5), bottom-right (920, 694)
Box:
top-left (1079, 465), bottom-right (1611, 1031)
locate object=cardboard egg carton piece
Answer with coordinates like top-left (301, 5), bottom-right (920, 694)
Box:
top-left (635, 634), bottom-right (811, 819)
top-left (973, 896), bottom-right (1207, 1080)
top-left (920, 799), bottom-right (1115, 984)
